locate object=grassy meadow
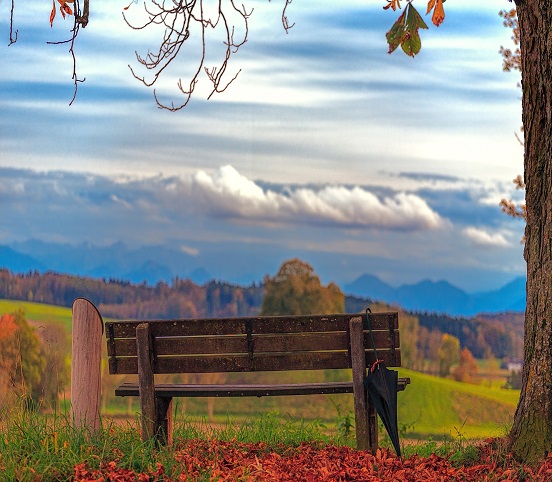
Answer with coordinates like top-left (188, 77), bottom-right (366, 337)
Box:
top-left (0, 299), bottom-right (73, 332)
top-left (1, 299), bottom-right (520, 442)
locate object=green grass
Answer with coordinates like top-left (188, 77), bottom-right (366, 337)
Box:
top-left (397, 368), bottom-right (518, 439)
top-left (0, 402), bottom-right (343, 481)
top-left (0, 299), bottom-right (73, 333)
top-left (113, 369), bottom-right (518, 441)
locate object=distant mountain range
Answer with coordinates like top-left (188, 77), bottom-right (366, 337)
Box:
top-left (0, 240), bottom-right (525, 316)
top-left (344, 274), bottom-right (525, 317)
top-left (0, 240), bottom-right (214, 286)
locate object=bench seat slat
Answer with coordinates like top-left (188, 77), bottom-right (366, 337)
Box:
top-left (106, 313), bottom-right (398, 338)
top-left (108, 331), bottom-right (400, 358)
top-left (115, 378), bottom-right (411, 398)
top-left (110, 349), bottom-right (401, 374)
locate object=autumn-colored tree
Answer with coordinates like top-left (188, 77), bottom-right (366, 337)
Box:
top-left (0, 310), bottom-right (46, 407)
top-left (416, 326), bottom-right (442, 375)
top-left (437, 333), bottom-right (460, 378)
top-left (260, 259), bottom-right (344, 316)
top-left (452, 347), bottom-right (478, 384)
top-left (36, 322), bottom-right (70, 409)
top-left (0, 313), bottom-right (19, 407)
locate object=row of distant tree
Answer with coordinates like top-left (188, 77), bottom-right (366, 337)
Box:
top-left (0, 264), bottom-right (524, 360)
top-left (0, 261), bottom-right (523, 403)
top-left (0, 268), bottom-right (264, 319)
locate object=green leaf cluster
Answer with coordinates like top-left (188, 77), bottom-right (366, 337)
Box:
top-left (386, 4), bottom-right (428, 57)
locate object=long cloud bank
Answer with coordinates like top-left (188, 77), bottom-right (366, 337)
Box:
top-left (179, 165), bottom-right (446, 230)
top-left (0, 166), bottom-right (446, 232)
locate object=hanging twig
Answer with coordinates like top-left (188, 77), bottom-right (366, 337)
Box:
top-left (126, 0), bottom-right (252, 110)
top-left (281, 0), bottom-right (295, 33)
top-left (7, 0), bottom-right (295, 108)
top-left (47, 0), bottom-right (86, 105)
top-left (9, 0), bottom-right (18, 45)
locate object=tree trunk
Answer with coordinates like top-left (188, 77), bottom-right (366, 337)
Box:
top-left (509, 0), bottom-right (552, 463)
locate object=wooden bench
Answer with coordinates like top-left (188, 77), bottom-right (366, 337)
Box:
top-left (104, 309), bottom-right (409, 451)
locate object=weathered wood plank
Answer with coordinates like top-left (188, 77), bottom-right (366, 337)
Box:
top-left (136, 323), bottom-right (156, 443)
top-left (350, 316), bottom-right (369, 450)
top-left (108, 331), bottom-right (400, 358)
top-left (71, 298), bottom-right (103, 432)
top-left (156, 397), bottom-right (173, 446)
top-left (109, 349), bottom-right (401, 374)
top-left (115, 378), bottom-right (411, 398)
top-left (105, 312), bottom-right (398, 338)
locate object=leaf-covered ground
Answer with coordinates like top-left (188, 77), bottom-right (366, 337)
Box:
top-left (73, 439), bottom-right (552, 481)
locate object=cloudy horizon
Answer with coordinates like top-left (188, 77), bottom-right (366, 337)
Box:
top-left (1, 164), bottom-right (525, 291)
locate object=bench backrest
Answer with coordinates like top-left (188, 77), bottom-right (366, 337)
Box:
top-left (106, 312), bottom-right (400, 375)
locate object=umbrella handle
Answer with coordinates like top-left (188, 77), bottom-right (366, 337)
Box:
top-left (365, 308), bottom-right (380, 362)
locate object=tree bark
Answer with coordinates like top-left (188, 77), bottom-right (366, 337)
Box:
top-left (509, 0), bottom-right (552, 463)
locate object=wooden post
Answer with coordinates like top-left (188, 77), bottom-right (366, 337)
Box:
top-left (367, 389), bottom-right (379, 452)
top-left (156, 397), bottom-right (174, 445)
top-left (136, 323), bottom-right (156, 443)
top-left (71, 298), bottom-right (103, 432)
top-left (350, 316), bottom-right (370, 450)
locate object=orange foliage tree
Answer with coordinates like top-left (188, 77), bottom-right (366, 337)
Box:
top-left (0, 310), bottom-right (46, 408)
top-left (452, 347), bottom-right (478, 384)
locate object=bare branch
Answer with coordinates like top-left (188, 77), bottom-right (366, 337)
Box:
top-left (500, 199), bottom-right (526, 220)
top-left (76, 0), bottom-right (90, 28)
top-left (269, 0), bottom-right (294, 33)
top-left (125, 0), bottom-right (253, 110)
top-left (499, 9), bottom-right (520, 73)
top-left (9, 0), bottom-right (18, 45)
top-left (7, 0), bottom-right (293, 108)
top-left (281, 0), bottom-right (295, 33)
top-left (47, 0), bottom-right (86, 105)
top-left (513, 174), bottom-right (525, 190)
top-left (500, 176), bottom-right (526, 225)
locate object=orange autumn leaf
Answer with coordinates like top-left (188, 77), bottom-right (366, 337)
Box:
top-left (60, 4), bottom-right (73, 19)
top-left (50, 0), bottom-right (74, 26)
top-left (427, 0), bottom-right (445, 27)
top-left (50, 0), bottom-right (56, 27)
top-left (0, 313), bottom-right (17, 341)
top-left (71, 439), bottom-right (552, 481)
top-left (383, 0), bottom-right (402, 11)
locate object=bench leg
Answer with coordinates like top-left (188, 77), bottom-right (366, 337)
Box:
top-left (367, 396), bottom-right (378, 453)
top-left (137, 323), bottom-right (157, 443)
top-left (156, 397), bottom-right (173, 446)
top-left (350, 316), bottom-right (370, 451)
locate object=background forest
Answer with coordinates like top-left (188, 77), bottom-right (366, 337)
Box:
top-left (0, 259), bottom-right (523, 413)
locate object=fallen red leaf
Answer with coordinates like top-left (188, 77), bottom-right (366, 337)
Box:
top-left (70, 439), bottom-right (552, 481)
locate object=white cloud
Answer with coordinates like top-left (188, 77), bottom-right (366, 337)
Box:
top-left (180, 244), bottom-right (199, 256)
top-left (463, 226), bottom-right (510, 247)
top-left (179, 165), bottom-right (446, 231)
top-left (110, 194), bottom-right (132, 209)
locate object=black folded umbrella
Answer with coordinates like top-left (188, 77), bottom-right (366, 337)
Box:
top-left (363, 308), bottom-right (401, 457)
top-left (364, 359), bottom-right (401, 457)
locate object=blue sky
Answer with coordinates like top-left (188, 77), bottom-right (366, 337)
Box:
top-left (0, 0), bottom-right (525, 291)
